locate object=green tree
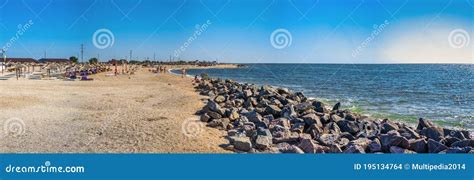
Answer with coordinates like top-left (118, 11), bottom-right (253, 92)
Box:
top-left (89, 58), bottom-right (99, 64)
top-left (69, 56), bottom-right (79, 64)
top-left (129, 60), bottom-right (140, 64)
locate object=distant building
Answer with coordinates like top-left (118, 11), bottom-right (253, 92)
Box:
top-left (38, 58), bottom-right (70, 63)
top-left (0, 58), bottom-right (38, 63)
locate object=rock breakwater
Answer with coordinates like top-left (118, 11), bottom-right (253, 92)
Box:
top-left (195, 78), bottom-right (473, 153)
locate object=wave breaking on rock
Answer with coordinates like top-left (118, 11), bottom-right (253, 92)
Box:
top-left (194, 78), bottom-right (473, 153)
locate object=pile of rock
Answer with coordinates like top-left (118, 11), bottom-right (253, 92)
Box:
top-left (195, 78), bottom-right (473, 153)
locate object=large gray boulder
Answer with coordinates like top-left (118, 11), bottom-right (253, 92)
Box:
top-left (381, 120), bottom-right (399, 133)
top-left (399, 126), bottom-right (420, 139)
top-left (332, 102), bottom-right (341, 111)
top-left (312, 101), bottom-right (329, 113)
top-left (390, 146), bottom-right (415, 153)
top-left (208, 118), bottom-right (230, 130)
top-left (200, 113), bottom-right (211, 122)
top-left (417, 118), bottom-right (435, 130)
top-left (420, 126), bottom-right (444, 142)
top-left (330, 114), bottom-right (342, 122)
top-left (323, 122), bottom-right (341, 134)
top-left (277, 143), bottom-right (305, 154)
top-left (206, 100), bottom-right (221, 112)
top-left (294, 102), bottom-right (313, 112)
top-left (444, 129), bottom-right (467, 140)
top-left (427, 139), bottom-right (447, 153)
top-left (451, 139), bottom-right (474, 148)
top-left (318, 134), bottom-right (340, 146)
top-left (265, 105), bottom-right (282, 117)
top-left (232, 136), bottom-right (253, 151)
top-left (207, 111), bottom-right (222, 119)
top-left (281, 105), bottom-right (297, 119)
top-left (380, 134), bottom-right (409, 152)
top-left (244, 111), bottom-right (263, 123)
top-left (408, 139), bottom-right (427, 153)
top-left (228, 108), bottom-right (240, 120)
top-left (343, 144), bottom-right (365, 153)
top-left (337, 120), bottom-right (361, 135)
top-left (445, 147), bottom-right (472, 153)
top-left (301, 113), bottom-right (323, 128)
top-left (244, 97), bottom-right (258, 108)
top-left (368, 139), bottom-right (382, 152)
top-left (255, 135), bottom-right (272, 150)
top-left (298, 138), bottom-right (328, 153)
top-left (243, 89), bottom-right (253, 98)
top-left (348, 138), bottom-right (371, 150)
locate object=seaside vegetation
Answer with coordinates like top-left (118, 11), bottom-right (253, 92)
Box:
top-left (69, 56), bottom-right (78, 64)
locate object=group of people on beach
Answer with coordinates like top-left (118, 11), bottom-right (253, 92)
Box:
top-left (156, 66), bottom-right (168, 73)
top-left (64, 68), bottom-right (101, 81)
top-left (152, 66), bottom-right (194, 80)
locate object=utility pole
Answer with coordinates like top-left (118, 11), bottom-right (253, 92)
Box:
top-left (44, 50), bottom-right (46, 59)
top-left (153, 52), bottom-right (156, 61)
top-left (80, 44), bottom-right (84, 63)
top-left (1, 49), bottom-right (5, 75)
top-left (129, 50), bottom-right (133, 62)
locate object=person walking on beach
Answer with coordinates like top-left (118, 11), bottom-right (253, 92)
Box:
top-left (194, 74), bottom-right (200, 83)
top-left (181, 68), bottom-right (186, 78)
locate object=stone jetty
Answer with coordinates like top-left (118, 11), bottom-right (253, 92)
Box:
top-left (195, 78), bottom-right (473, 153)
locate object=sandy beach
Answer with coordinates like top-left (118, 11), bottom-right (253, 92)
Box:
top-left (0, 65), bottom-right (235, 153)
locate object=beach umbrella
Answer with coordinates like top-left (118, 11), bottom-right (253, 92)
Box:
top-left (5, 61), bottom-right (14, 67)
top-left (13, 63), bottom-right (27, 80)
top-left (42, 63), bottom-right (51, 70)
top-left (51, 63), bottom-right (60, 69)
top-left (26, 62), bottom-right (35, 73)
top-left (42, 63), bottom-right (58, 77)
top-left (83, 64), bottom-right (92, 69)
top-left (30, 62), bottom-right (38, 73)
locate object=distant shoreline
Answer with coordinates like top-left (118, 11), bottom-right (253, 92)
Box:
top-left (167, 64), bottom-right (240, 76)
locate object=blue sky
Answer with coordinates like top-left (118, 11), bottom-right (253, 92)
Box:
top-left (0, 0), bottom-right (472, 63)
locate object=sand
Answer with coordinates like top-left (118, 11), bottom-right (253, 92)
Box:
top-left (0, 66), bottom-right (234, 153)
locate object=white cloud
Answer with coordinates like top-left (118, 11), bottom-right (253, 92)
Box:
top-left (379, 17), bottom-right (473, 64)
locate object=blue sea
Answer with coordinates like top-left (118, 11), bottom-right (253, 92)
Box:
top-left (180, 64), bottom-right (474, 131)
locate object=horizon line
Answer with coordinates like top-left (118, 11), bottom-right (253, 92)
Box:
top-left (228, 62), bottom-right (474, 65)
top-left (1, 56), bottom-right (472, 65)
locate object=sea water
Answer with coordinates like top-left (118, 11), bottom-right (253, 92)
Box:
top-left (183, 64), bottom-right (473, 130)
